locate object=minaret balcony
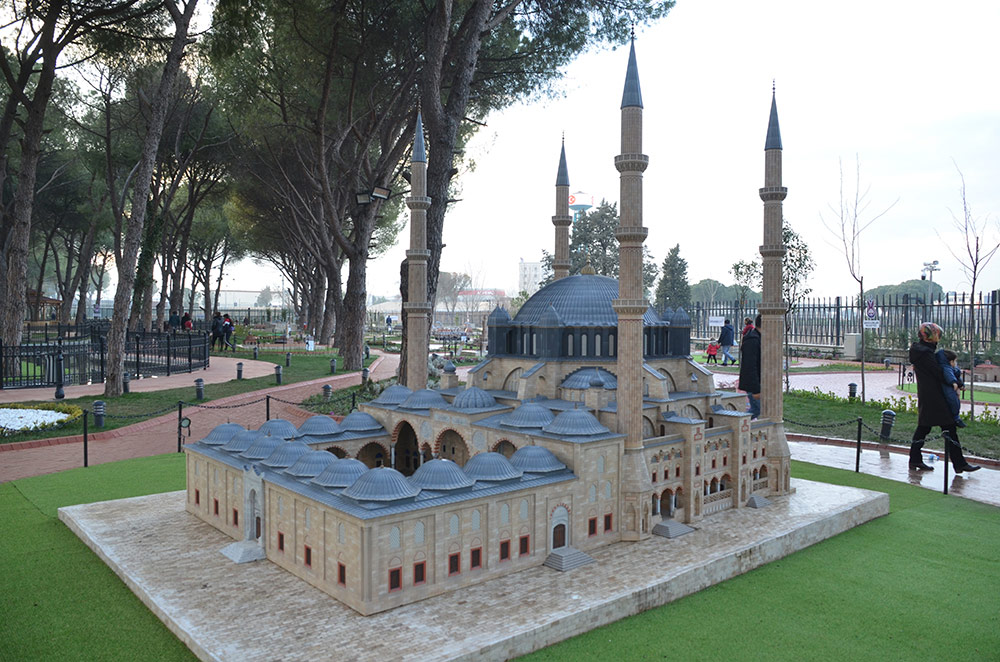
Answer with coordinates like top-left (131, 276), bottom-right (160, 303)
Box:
top-left (403, 301), bottom-right (432, 312)
top-left (758, 186), bottom-right (787, 202)
top-left (405, 249), bottom-right (431, 260)
top-left (551, 215), bottom-right (572, 227)
top-left (406, 195), bottom-right (431, 210)
top-left (615, 227), bottom-right (648, 243)
top-left (758, 244), bottom-right (786, 258)
top-left (614, 154), bottom-right (649, 173)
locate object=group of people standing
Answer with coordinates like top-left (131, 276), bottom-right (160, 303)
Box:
top-left (166, 310), bottom-right (193, 332)
top-left (210, 312), bottom-right (236, 351)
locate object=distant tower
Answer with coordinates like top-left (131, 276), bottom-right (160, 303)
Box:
top-left (568, 190), bottom-right (593, 224)
top-left (552, 138), bottom-right (572, 280)
top-left (614, 38), bottom-right (654, 541)
top-left (758, 85), bottom-right (793, 495)
top-left (404, 112), bottom-right (432, 390)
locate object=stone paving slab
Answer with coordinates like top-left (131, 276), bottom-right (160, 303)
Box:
top-left (60, 479), bottom-right (888, 662)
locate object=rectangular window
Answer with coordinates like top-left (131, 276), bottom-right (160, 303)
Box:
top-left (277, 531), bottom-right (285, 552)
top-left (754, 449), bottom-right (758, 458)
top-left (448, 553), bottom-right (461, 576)
top-left (232, 508), bottom-right (239, 527)
top-left (471, 547), bottom-right (482, 570)
top-left (213, 498), bottom-right (219, 516)
top-left (413, 561), bottom-right (426, 585)
top-left (743, 454), bottom-right (747, 465)
top-left (651, 472), bottom-right (657, 483)
top-left (675, 466), bottom-right (680, 477)
top-left (519, 535), bottom-right (530, 557)
top-left (338, 563), bottom-right (346, 586)
top-left (604, 513), bottom-right (613, 532)
top-left (304, 545), bottom-right (312, 568)
top-left (194, 489), bottom-right (200, 505)
top-left (588, 517), bottom-right (597, 537)
top-left (695, 465), bottom-right (701, 476)
top-left (712, 458), bottom-right (717, 469)
top-left (723, 456), bottom-right (728, 466)
top-left (389, 567), bottom-right (402, 592)
top-left (500, 540), bottom-right (511, 562)
top-left (762, 446), bottom-right (766, 456)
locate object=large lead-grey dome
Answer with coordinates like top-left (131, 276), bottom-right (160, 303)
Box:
top-left (542, 409), bottom-right (610, 436)
top-left (297, 415), bottom-right (342, 437)
top-left (340, 411), bottom-right (384, 432)
top-left (372, 384), bottom-right (413, 406)
top-left (509, 445), bottom-right (566, 473)
top-left (240, 435), bottom-right (283, 460)
top-left (398, 388), bottom-right (449, 411)
top-left (258, 418), bottom-right (298, 439)
top-left (285, 450), bottom-right (337, 478)
top-left (200, 423), bottom-right (244, 446)
top-left (408, 459), bottom-right (474, 491)
top-left (502, 402), bottom-right (555, 429)
top-left (342, 467), bottom-right (420, 502)
top-left (452, 386), bottom-right (497, 410)
top-left (221, 429), bottom-right (261, 453)
top-left (514, 274), bottom-right (619, 326)
top-left (310, 458), bottom-right (368, 488)
top-left (463, 452), bottom-right (523, 482)
top-left (261, 440), bottom-right (311, 469)
top-left (561, 367), bottom-right (618, 390)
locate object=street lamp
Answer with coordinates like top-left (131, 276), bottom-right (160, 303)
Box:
top-left (921, 260), bottom-right (940, 304)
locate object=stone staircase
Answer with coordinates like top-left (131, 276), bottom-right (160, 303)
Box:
top-left (543, 546), bottom-right (595, 572)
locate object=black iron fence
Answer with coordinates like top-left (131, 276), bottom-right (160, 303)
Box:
top-left (691, 290), bottom-right (1000, 355)
top-left (0, 330), bottom-right (211, 390)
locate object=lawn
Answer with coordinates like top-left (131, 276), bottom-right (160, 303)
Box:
top-left (0, 456), bottom-right (996, 661)
top-left (899, 382), bottom-right (1000, 404)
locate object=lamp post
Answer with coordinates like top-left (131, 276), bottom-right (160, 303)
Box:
top-left (921, 260), bottom-right (940, 320)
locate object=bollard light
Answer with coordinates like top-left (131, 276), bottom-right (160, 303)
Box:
top-left (253, 345), bottom-right (259, 360)
top-left (195, 378), bottom-right (205, 400)
top-left (883, 358), bottom-right (891, 369)
top-left (237, 362), bottom-right (244, 380)
top-left (330, 358), bottom-right (337, 375)
top-left (122, 372), bottom-right (130, 394)
top-left (323, 384), bottom-right (332, 402)
top-left (879, 409), bottom-right (895, 442)
top-left (362, 367), bottom-right (369, 385)
top-left (848, 382), bottom-right (857, 399)
top-left (285, 352), bottom-right (291, 367)
top-left (93, 400), bottom-right (106, 428)
top-left (275, 365), bottom-right (283, 385)
top-left (54, 350), bottom-right (65, 400)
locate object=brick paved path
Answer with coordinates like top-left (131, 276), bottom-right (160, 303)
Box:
top-left (0, 353), bottom-right (400, 482)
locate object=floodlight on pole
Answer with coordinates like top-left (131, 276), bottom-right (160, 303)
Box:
top-left (371, 186), bottom-right (391, 200)
top-left (356, 191), bottom-right (372, 205)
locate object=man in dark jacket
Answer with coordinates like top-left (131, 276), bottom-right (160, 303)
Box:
top-left (908, 322), bottom-right (980, 473)
top-left (739, 315), bottom-right (762, 419)
top-left (210, 312), bottom-right (224, 351)
top-left (717, 319), bottom-right (737, 366)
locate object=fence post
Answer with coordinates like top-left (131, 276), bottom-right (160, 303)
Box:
top-left (265, 395), bottom-right (271, 420)
top-left (1, 337), bottom-right (5, 390)
top-left (855, 416), bottom-right (863, 472)
top-left (134, 334), bottom-right (140, 379)
top-left (166, 334), bottom-right (172, 377)
top-left (351, 391), bottom-right (357, 412)
top-left (54, 346), bottom-right (65, 400)
top-left (187, 333), bottom-right (193, 372)
top-left (99, 334), bottom-right (106, 385)
top-left (835, 296), bottom-right (841, 345)
top-left (177, 401), bottom-right (184, 453)
top-left (83, 409), bottom-right (89, 468)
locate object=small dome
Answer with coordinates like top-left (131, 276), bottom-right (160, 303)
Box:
top-left (453, 386), bottom-right (497, 410)
top-left (258, 418), bottom-right (298, 439)
top-left (661, 307), bottom-right (674, 322)
top-left (443, 361), bottom-right (456, 374)
top-left (538, 304), bottom-right (563, 327)
top-left (463, 452), bottom-right (523, 482)
top-left (561, 367), bottom-right (617, 390)
top-left (542, 409), bottom-right (610, 436)
top-left (284, 450), bottom-right (337, 478)
top-left (221, 429), bottom-right (261, 453)
top-left (510, 445), bottom-right (566, 473)
top-left (398, 388), bottom-right (449, 411)
top-left (644, 304), bottom-right (665, 325)
top-left (488, 306), bottom-right (511, 323)
top-left (240, 435), bottom-right (283, 460)
top-left (672, 307), bottom-right (691, 325)
top-left (342, 467), bottom-right (420, 502)
top-left (409, 459), bottom-right (475, 490)
top-left (297, 415), bottom-right (342, 437)
top-left (200, 423), bottom-right (244, 446)
top-left (261, 440), bottom-right (311, 468)
top-left (502, 402), bottom-right (555, 429)
top-left (372, 384), bottom-right (413, 406)
top-left (310, 458), bottom-right (368, 488)
top-left (340, 411), bottom-right (384, 432)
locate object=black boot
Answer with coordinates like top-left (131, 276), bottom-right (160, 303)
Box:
top-left (909, 440), bottom-right (934, 471)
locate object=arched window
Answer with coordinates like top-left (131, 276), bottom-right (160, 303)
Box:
top-left (597, 455), bottom-right (606, 474)
top-left (520, 499), bottom-right (529, 520)
top-left (531, 333), bottom-right (537, 355)
top-left (580, 333), bottom-right (588, 356)
top-left (304, 507), bottom-right (311, 529)
top-left (589, 485), bottom-right (597, 502)
top-left (604, 481), bottom-right (612, 500)
top-left (609, 334), bottom-right (616, 356)
top-left (501, 503), bottom-right (510, 524)
top-left (389, 526), bottom-right (400, 549)
top-left (449, 514), bottom-right (460, 536)
top-left (415, 521), bottom-right (425, 545)
top-left (277, 495), bottom-right (283, 516)
top-left (471, 510), bottom-right (481, 531)
top-left (567, 334), bottom-right (574, 356)
top-left (595, 333), bottom-right (602, 356)
top-left (338, 522), bottom-right (345, 544)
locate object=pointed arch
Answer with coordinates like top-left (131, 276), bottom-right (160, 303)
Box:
top-left (435, 429), bottom-right (470, 466)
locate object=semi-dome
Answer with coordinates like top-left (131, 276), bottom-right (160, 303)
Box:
top-left (342, 467), bottom-right (420, 502)
top-left (200, 423), bottom-right (244, 446)
top-left (310, 458), bottom-right (368, 488)
top-left (509, 445), bottom-right (566, 473)
top-left (463, 452), bottom-right (523, 482)
top-left (398, 388), bottom-right (449, 412)
top-left (452, 386), bottom-right (498, 410)
top-left (542, 409), bottom-right (610, 436)
top-left (372, 384), bottom-right (413, 406)
top-left (258, 418), bottom-right (298, 439)
top-left (284, 450), bottom-right (337, 478)
top-left (261, 440), bottom-right (311, 469)
top-left (221, 429), bottom-right (261, 453)
top-left (502, 402), bottom-right (555, 429)
top-left (561, 367), bottom-right (618, 390)
top-left (297, 415), bottom-right (342, 437)
top-left (340, 411), bottom-right (384, 432)
top-left (514, 274), bottom-right (619, 326)
top-left (240, 435), bottom-right (283, 460)
top-left (409, 459), bottom-right (475, 491)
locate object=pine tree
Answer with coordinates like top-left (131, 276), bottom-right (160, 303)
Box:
top-left (655, 244), bottom-right (690, 312)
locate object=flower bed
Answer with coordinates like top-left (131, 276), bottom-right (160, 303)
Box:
top-left (0, 403), bottom-right (83, 436)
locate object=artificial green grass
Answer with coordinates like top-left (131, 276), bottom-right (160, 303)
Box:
top-left (1, 457), bottom-right (997, 661)
top-left (899, 382), bottom-right (1000, 404)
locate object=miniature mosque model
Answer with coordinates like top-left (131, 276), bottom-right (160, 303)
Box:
top-left (185, 41), bottom-right (794, 616)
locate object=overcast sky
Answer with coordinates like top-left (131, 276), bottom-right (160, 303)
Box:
top-left (236, 0), bottom-right (1000, 302)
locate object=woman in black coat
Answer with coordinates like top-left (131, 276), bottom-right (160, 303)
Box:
top-left (909, 323), bottom-right (979, 472)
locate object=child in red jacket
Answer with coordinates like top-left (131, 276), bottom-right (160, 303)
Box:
top-left (705, 342), bottom-right (720, 364)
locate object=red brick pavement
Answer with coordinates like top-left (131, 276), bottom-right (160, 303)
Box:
top-left (0, 353), bottom-right (399, 482)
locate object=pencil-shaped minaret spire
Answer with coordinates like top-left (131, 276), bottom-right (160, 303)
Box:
top-left (404, 111), bottom-right (432, 389)
top-left (552, 137), bottom-right (572, 280)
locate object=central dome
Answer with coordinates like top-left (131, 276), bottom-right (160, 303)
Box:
top-left (514, 274), bottom-right (619, 326)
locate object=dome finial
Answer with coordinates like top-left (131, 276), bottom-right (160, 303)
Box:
top-left (581, 256), bottom-right (596, 275)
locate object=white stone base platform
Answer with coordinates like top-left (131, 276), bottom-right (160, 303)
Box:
top-left (59, 479), bottom-right (888, 662)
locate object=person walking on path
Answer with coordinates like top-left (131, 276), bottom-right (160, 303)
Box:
top-left (210, 312), bottom-right (224, 351)
top-left (908, 322), bottom-right (979, 473)
top-left (738, 315), bottom-right (761, 419)
top-left (222, 314), bottom-right (236, 351)
top-left (717, 319), bottom-right (738, 366)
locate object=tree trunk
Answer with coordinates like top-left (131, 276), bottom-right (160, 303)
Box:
top-left (858, 279), bottom-right (866, 403)
top-left (339, 252), bottom-right (367, 370)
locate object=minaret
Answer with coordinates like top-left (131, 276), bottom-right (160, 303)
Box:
top-left (758, 85), bottom-right (792, 495)
top-left (614, 38), bottom-right (654, 541)
top-left (552, 137), bottom-right (572, 280)
top-left (404, 111), bottom-right (432, 390)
